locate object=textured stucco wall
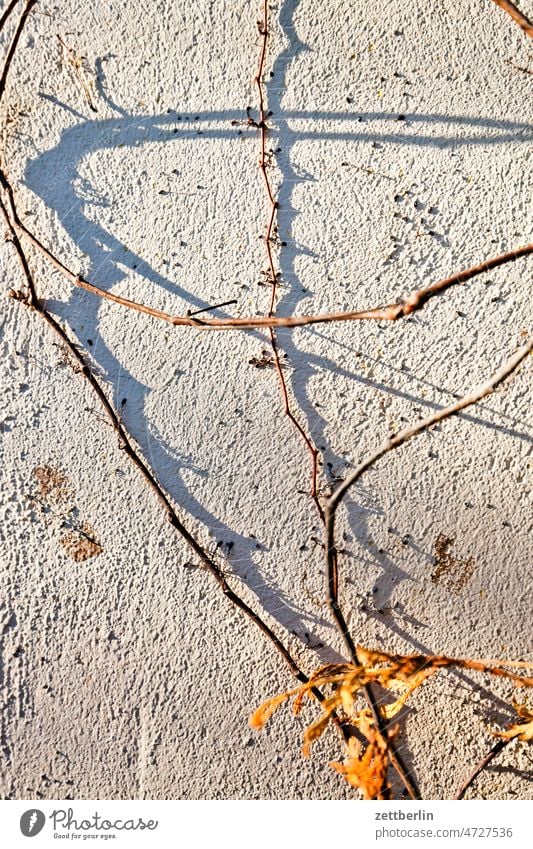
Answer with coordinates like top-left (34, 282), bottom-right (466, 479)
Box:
top-left (0, 0), bottom-right (532, 800)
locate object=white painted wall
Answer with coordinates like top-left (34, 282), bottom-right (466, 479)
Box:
top-left (1, 0), bottom-right (531, 799)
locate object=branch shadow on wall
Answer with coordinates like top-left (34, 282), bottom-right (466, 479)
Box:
top-left (22, 0), bottom-right (533, 673)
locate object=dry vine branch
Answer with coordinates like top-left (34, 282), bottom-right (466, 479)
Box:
top-left (2, 169), bottom-right (530, 331)
top-left (0, 0), bottom-right (37, 102)
top-left (489, 0), bottom-right (533, 37)
top-left (456, 703), bottom-right (533, 796)
top-left (57, 33), bottom-right (98, 113)
top-left (455, 738), bottom-right (511, 799)
top-left (0, 0), bottom-right (360, 760)
top-left (1, 197), bottom-right (306, 680)
top-left (319, 340), bottom-right (531, 794)
top-left (252, 0), bottom-right (423, 801)
top-left (0, 0), bottom-right (22, 32)
top-left (1, 0), bottom-right (532, 800)
top-left (253, 0), bottom-right (323, 512)
top-left (1, 190), bottom-right (367, 757)
top-left (324, 338), bottom-right (532, 661)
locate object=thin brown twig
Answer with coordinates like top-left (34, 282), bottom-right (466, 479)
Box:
top-left (0, 0), bottom-right (354, 785)
top-left (325, 337), bottom-right (532, 535)
top-left (506, 58), bottom-right (533, 73)
top-left (2, 168), bottom-right (530, 331)
top-left (325, 338), bottom-right (532, 642)
top-left (0, 0), bottom-right (37, 105)
top-left (489, 0), bottom-right (533, 37)
top-left (57, 33), bottom-right (98, 113)
top-left (323, 339), bottom-right (531, 794)
top-left (1, 190), bottom-right (359, 749)
top-left (254, 1), bottom-right (395, 800)
top-left (455, 738), bottom-right (511, 799)
top-left (2, 0), bottom-right (531, 801)
top-left (0, 0), bottom-right (22, 33)
top-left (254, 0), bottom-right (323, 514)
top-left (1, 188), bottom-right (319, 690)
top-left (253, 0), bottom-right (423, 802)
top-left (255, 3), bottom-right (391, 798)
top-left (250, 0), bottom-right (364, 766)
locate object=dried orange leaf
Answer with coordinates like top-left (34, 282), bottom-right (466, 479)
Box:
top-left (340, 681), bottom-right (356, 714)
top-left (330, 737), bottom-right (362, 778)
top-left (351, 707), bottom-right (373, 727)
top-left (293, 667), bottom-right (351, 715)
top-left (357, 647), bottom-right (533, 689)
top-left (494, 704), bottom-right (533, 742)
top-left (250, 647), bottom-right (533, 786)
top-left (330, 723), bottom-right (390, 799)
top-left (249, 692), bottom-right (291, 729)
top-left (381, 667), bottom-right (437, 718)
top-left (357, 646), bottom-right (391, 666)
top-left (381, 688), bottom-right (413, 720)
top-left (515, 703), bottom-right (533, 720)
top-left (302, 711), bottom-right (333, 757)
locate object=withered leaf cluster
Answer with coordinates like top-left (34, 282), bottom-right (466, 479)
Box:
top-left (250, 648), bottom-right (533, 799)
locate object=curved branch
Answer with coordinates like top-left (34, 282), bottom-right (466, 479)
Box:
top-left (489, 0), bottom-right (533, 37)
top-left (455, 738), bottom-right (511, 799)
top-left (2, 170), bottom-right (530, 331)
top-left (0, 0), bottom-right (38, 104)
top-left (1, 191), bottom-right (318, 690)
top-left (324, 338), bottom-right (532, 658)
top-left (253, 0), bottom-right (423, 803)
top-left (322, 340), bottom-right (531, 797)
top-left (2, 0), bottom-right (531, 803)
top-left (0, 0), bottom-right (23, 33)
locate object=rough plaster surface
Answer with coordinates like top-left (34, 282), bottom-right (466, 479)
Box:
top-left (0, 0), bottom-right (532, 800)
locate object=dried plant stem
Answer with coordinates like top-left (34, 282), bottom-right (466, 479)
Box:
top-left (253, 1), bottom-right (423, 802)
top-left (2, 0), bottom-right (531, 802)
top-left (57, 33), bottom-right (97, 113)
top-left (0, 0), bottom-right (358, 786)
top-left (2, 170), bottom-right (530, 332)
top-left (0, 0), bottom-right (22, 33)
top-left (0, 0), bottom-right (37, 104)
top-left (455, 738), bottom-right (511, 799)
top-left (254, 1), bottom-right (323, 513)
top-left (490, 0), bottom-right (533, 37)
top-left (325, 338), bottom-right (532, 643)
top-left (323, 339), bottom-right (531, 793)
top-left (1, 189), bottom-right (330, 695)
top-left (250, 0), bottom-right (361, 761)
top-left (325, 337), bottom-right (532, 540)
top-left (3, 189), bottom-right (362, 753)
